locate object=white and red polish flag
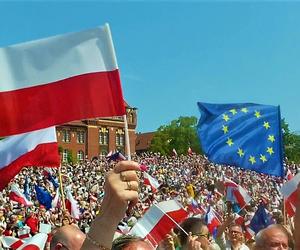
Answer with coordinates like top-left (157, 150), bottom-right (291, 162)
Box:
top-left (285, 170), bottom-right (296, 217)
top-left (51, 188), bottom-right (61, 208)
top-left (0, 127), bottom-right (59, 190)
top-left (9, 184), bottom-right (33, 207)
top-left (0, 236), bottom-right (24, 249)
top-left (0, 24), bottom-right (125, 137)
top-left (224, 177), bottom-right (251, 207)
top-left (17, 233), bottom-right (48, 250)
top-left (244, 220), bottom-right (255, 240)
top-left (143, 172), bottom-right (160, 193)
top-left (280, 173), bottom-right (300, 217)
top-left (130, 200), bottom-right (188, 247)
top-left (233, 213), bottom-right (244, 225)
top-left (65, 187), bottom-right (81, 220)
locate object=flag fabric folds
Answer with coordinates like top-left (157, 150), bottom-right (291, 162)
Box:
top-left (249, 204), bottom-right (274, 233)
top-left (9, 184), bottom-right (33, 207)
top-left (143, 172), bottom-right (160, 193)
top-left (35, 185), bottom-right (53, 210)
top-left (0, 127), bottom-right (60, 190)
top-left (106, 151), bottom-right (126, 162)
top-left (280, 172), bottom-right (300, 217)
top-left (204, 206), bottom-right (221, 237)
top-left (197, 103), bottom-right (284, 177)
top-left (65, 188), bottom-right (81, 220)
top-left (130, 200), bottom-right (188, 247)
top-left (0, 24), bottom-right (125, 137)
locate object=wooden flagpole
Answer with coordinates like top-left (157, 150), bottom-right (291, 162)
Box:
top-left (58, 164), bottom-right (66, 211)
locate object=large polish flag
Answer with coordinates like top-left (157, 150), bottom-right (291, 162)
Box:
top-left (0, 24), bottom-right (125, 137)
top-left (130, 200), bottom-right (188, 247)
top-left (9, 184), bottom-right (33, 207)
top-left (17, 233), bottom-right (48, 250)
top-left (280, 173), bottom-right (300, 217)
top-left (0, 127), bottom-right (60, 190)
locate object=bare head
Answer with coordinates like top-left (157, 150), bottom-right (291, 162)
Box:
top-left (255, 224), bottom-right (291, 250)
top-left (112, 235), bottom-right (153, 250)
top-left (50, 225), bottom-right (86, 250)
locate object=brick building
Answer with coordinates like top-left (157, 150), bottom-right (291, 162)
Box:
top-left (56, 106), bottom-right (137, 162)
top-left (135, 132), bottom-right (155, 154)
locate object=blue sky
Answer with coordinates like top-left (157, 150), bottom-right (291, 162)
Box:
top-left (1, 1), bottom-right (300, 133)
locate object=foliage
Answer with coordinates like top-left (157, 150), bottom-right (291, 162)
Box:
top-left (150, 116), bottom-right (202, 155)
top-left (282, 119), bottom-right (300, 163)
top-left (67, 149), bottom-right (77, 164)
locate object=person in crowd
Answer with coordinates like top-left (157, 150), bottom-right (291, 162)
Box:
top-left (177, 217), bottom-right (220, 250)
top-left (254, 224), bottom-right (291, 250)
top-left (112, 235), bottom-right (153, 250)
top-left (50, 224), bottom-right (86, 250)
top-left (215, 216), bottom-right (249, 250)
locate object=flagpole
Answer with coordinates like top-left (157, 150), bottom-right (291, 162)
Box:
top-left (123, 114), bottom-right (131, 161)
top-left (58, 164), bottom-right (66, 211)
top-left (154, 204), bottom-right (189, 236)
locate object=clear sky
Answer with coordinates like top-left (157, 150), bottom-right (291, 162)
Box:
top-left (1, 1), bottom-right (300, 133)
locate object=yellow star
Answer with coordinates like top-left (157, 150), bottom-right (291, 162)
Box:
top-left (241, 108), bottom-right (248, 113)
top-left (222, 125), bottom-right (229, 134)
top-left (249, 155), bottom-right (256, 164)
top-left (268, 135), bottom-right (275, 143)
top-left (254, 111), bottom-right (261, 118)
top-left (230, 109), bottom-right (237, 115)
top-left (260, 154), bottom-right (267, 163)
top-left (226, 138), bottom-right (234, 146)
top-left (237, 148), bottom-right (244, 157)
top-left (267, 147), bottom-right (274, 155)
top-left (223, 114), bottom-right (230, 122)
top-left (263, 121), bottom-right (270, 129)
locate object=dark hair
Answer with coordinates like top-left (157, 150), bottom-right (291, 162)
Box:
top-left (112, 234), bottom-right (146, 250)
top-left (177, 217), bottom-right (206, 246)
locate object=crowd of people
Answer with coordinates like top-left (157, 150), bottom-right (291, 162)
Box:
top-left (0, 151), bottom-right (299, 249)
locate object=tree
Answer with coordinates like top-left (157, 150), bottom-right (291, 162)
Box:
top-left (150, 116), bottom-right (202, 155)
top-left (282, 119), bottom-right (300, 163)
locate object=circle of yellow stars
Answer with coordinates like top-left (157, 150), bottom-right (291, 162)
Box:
top-left (221, 107), bottom-right (276, 165)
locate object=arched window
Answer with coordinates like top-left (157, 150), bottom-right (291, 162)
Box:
top-left (77, 131), bottom-right (85, 144)
top-left (116, 129), bottom-right (125, 146)
top-left (99, 127), bottom-right (109, 145)
top-left (62, 130), bottom-right (70, 143)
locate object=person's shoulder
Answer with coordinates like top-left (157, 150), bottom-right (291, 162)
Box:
top-left (241, 244), bottom-right (250, 250)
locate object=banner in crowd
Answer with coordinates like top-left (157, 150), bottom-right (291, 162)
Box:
top-left (197, 102), bottom-right (284, 177)
top-left (0, 23), bottom-right (125, 137)
top-left (0, 127), bottom-right (60, 190)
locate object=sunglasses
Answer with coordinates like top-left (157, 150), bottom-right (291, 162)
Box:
top-left (192, 233), bottom-right (211, 239)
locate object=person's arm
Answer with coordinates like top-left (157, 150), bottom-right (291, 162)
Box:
top-left (81, 160), bottom-right (140, 250)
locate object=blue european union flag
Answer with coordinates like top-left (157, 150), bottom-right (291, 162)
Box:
top-left (197, 103), bottom-right (284, 177)
top-left (249, 204), bottom-right (274, 233)
top-left (35, 185), bottom-right (53, 210)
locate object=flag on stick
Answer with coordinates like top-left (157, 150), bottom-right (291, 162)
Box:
top-left (130, 200), bottom-right (188, 247)
top-left (0, 24), bottom-right (125, 137)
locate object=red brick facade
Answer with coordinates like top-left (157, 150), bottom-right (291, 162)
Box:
top-left (56, 107), bottom-right (137, 162)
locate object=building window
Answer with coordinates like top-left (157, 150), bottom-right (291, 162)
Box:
top-left (62, 149), bottom-right (68, 162)
top-left (116, 129), bottom-right (125, 146)
top-left (62, 130), bottom-right (71, 143)
top-left (77, 150), bottom-right (84, 161)
top-left (99, 127), bottom-right (109, 145)
top-left (130, 113), bottom-right (134, 124)
top-left (77, 131), bottom-right (85, 144)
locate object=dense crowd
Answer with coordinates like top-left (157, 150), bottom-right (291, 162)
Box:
top-left (0, 152), bottom-right (299, 249)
